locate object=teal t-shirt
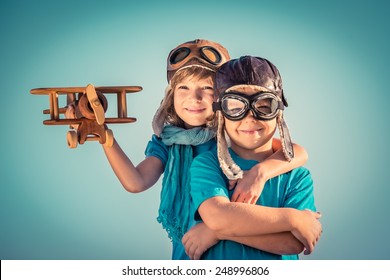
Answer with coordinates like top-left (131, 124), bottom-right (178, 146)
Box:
top-left (190, 147), bottom-right (316, 260)
top-left (144, 134), bottom-right (217, 260)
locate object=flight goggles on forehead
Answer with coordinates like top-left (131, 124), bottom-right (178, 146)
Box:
top-left (213, 91), bottom-right (284, 121)
top-left (168, 45), bottom-right (224, 70)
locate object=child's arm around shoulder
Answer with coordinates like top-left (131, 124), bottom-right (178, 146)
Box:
top-left (103, 139), bottom-right (164, 193)
top-left (230, 139), bottom-right (308, 204)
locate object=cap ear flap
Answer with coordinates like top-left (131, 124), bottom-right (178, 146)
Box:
top-left (152, 85), bottom-right (172, 136)
top-left (277, 112), bottom-right (294, 161)
top-left (216, 111), bottom-right (243, 180)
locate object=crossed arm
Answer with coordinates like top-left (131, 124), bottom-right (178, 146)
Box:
top-left (183, 197), bottom-right (321, 259)
top-left (202, 197), bottom-right (320, 249)
top-left (182, 221), bottom-right (304, 260)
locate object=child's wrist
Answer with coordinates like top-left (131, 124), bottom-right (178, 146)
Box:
top-left (286, 208), bottom-right (300, 230)
top-left (255, 163), bottom-right (269, 183)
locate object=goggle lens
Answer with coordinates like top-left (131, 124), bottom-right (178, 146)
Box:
top-left (201, 47), bottom-right (222, 64)
top-left (253, 97), bottom-right (279, 116)
top-left (169, 47), bottom-right (190, 64)
top-left (221, 98), bottom-right (247, 118)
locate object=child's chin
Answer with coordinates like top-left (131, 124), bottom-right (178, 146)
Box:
top-left (185, 120), bottom-right (207, 128)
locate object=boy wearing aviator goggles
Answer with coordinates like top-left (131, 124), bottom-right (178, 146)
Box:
top-left (184, 56), bottom-right (322, 260)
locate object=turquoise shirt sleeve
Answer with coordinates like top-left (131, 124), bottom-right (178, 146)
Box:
top-left (144, 134), bottom-right (169, 168)
top-left (283, 167), bottom-right (316, 212)
top-left (190, 149), bottom-right (229, 221)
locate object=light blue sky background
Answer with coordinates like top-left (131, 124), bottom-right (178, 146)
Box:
top-left (1, 0), bottom-right (389, 260)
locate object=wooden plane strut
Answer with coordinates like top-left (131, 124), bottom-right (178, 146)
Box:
top-left (30, 84), bottom-right (142, 148)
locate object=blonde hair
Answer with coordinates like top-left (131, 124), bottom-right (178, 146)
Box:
top-left (152, 66), bottom-right (216, 136)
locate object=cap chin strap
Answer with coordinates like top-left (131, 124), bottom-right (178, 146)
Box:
top-left (277, 112), bottom-right (294, 161)
top-left (216, 112), bottom-right (244, 180)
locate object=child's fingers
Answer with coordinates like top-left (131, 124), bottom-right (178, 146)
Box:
top-left (248, 195), bottom-right (259, 205)
top-left (230, 188), bottom-right (244, 202)
top-left (231, 192), bottom-right (249, 203)
top-left (228, 180), bottom-right (238, 190)
top-left (186, 242), bottom-right (195, 260)
top-left (303, 209), bottom-right (322, 219)
top-left (183, 236), bottom-right (196, 259)
top-left (231, 189), bottom-right (259, 204)
top-left (182, 233), bottom-right (188, 246)
top-left (192, 247), bottom-right (203, 260)
top-left (230, 191), bottom-right (239, 202)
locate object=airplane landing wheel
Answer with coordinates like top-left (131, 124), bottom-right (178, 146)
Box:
top-left (104, 129), bottom-right (114, 147)
top-left (67, 131), bottom-right (78, 149)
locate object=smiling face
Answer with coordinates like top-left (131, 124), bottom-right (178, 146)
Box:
top-left (173, 74), bottom-right (214, 128)
top-left (223, 86), bottom-right (277, 160)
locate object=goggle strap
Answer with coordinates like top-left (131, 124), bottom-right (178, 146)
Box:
top-left (212, 102), bottom-right (221, 112)
top-left (278, 101), bottom-right (285, 110)
top-left (281, 90), bottom-right (288, 107)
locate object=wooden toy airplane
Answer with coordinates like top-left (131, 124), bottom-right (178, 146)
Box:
top-left (30, 84), bottom-right (142, 148)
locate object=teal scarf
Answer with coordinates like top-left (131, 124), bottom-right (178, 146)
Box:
top-left (157, 125), bottom-right (216, 243)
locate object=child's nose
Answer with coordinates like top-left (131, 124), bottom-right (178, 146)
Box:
top-left (189, 90), bottom-right (203, 101)
top-left (243, 109), bottom-right (257, 121)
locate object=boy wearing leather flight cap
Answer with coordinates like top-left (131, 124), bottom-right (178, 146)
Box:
top-left (183, 56), bottom-right (322, 260)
